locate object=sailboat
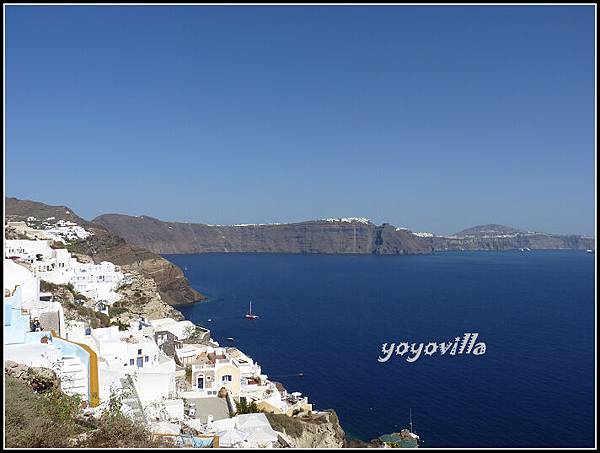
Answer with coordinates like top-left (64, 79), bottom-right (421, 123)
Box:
top-left (408, 408), bottom-right (421, 446)
top-left (244, 300), bottom-right (259, 319)
top-left (378, 408), bottom-right (421, 448)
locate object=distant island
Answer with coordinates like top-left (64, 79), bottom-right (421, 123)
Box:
top-left (92, 213), bottom-right (595, 255)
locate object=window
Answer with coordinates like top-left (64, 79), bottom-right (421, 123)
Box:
top-left (144, 356), bottom-right (149, 362)
top-left (222, 374), bottom-right (233, 383)
top-left (137, 349), bottom-right (142, 355)
top-left (130, 359), bottom-right (134, 365)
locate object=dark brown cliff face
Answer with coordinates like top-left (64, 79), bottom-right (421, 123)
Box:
top-left (5, 197), bottom-right (205, 306)
top-left (92, 214), bottom-right (434, 255)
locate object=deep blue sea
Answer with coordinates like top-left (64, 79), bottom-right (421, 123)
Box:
top-left (164, 251), bottom-right (596, 448)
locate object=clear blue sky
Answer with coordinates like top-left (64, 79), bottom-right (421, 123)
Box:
top-left (5, 5), bottom-right (596, 236)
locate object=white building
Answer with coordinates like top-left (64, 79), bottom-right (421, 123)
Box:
top-left (4, 257), bottom-right (40, 305)
top-left (42, 219), bottom-right (92, 243)
top-left (71, 324), bottom-right (165, 371)
top-left (5, 240), bottom-right (125, 309)
top-left (149, 318), bottom-right (196, 340)
top-left (4, 258), bottom-right (66, 337)
top-left (5, 239), bottom-right (73, 283)
top-left (413, 232), bottom-right (435, 238)
top-left (69, 261), bottom-right (124, 305)
top-left (206, 413), bottom-right (280, 448)
top-left (66, 321), bottom-right (177, 404)
top-left (4, 266), bottom-right (92, 403)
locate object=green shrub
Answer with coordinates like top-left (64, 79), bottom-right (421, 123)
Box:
top-left (235, 398), bottom-right (263, 414)
top-left (110, 319), bottom-right (130, 331)
top-left (43, 388), bottom-right (82, 422)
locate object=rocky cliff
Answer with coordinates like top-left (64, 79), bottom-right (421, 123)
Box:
top-left (93, 214), bottom-right (594, 255)
top-left (93, 214), bottom-right (432, 255)
top-left (265, 411), bottom-right (346, 448)
top-left (5, 197), bottom-right (205, 306)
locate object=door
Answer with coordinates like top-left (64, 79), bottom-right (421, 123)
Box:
top-left (136, 357), bottom-right (144, 368)
top-left (197, 376), bottom-right (204, 389)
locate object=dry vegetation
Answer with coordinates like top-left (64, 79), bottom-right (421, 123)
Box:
top-left (4, 375), bottom-right (168, 448)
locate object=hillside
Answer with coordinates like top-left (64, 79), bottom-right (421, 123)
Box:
top-left (454, 224), bottom-right (524, 237)
top-left (5, 363), bottom-right (166, 448)
top-left (5, 197), bottom-right (205, 306)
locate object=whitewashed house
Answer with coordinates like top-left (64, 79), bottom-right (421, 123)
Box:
top-left (4, 266), bottom-right (93, 403)
top-left (5, 239), bottom-right (125, 311)
top-left (69, 261), bottom-right (124, 306)
top-left (4, 258), bottom-right (66, 337)
top-left (5, 239), bottom-right (72, 282)
top-left (66, 321), bottom-right (177, 403)
top-left (38, 218), bottom-right (93, 243)
top-left (149, 318), bottom-right (197, 340)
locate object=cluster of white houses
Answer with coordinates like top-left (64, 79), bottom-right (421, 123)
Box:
top-left (4, 222), bottom-right (313, 448)
top-left (20, 216), bottom-right (93, 243)
top-left (5, 238), bottom-right (126, 313)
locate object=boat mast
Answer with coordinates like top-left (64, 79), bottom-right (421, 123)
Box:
top-left (409, 408), bottom-right (413, 433)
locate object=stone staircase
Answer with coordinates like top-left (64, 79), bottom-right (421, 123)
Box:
top-left (53, 355), bottom-right (88, 401)
top-left (119, 375), bottom-right (147, 425)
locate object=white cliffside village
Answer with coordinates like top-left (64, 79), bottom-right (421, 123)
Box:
top-left (5, 238), bottom-right (126, 313)
top-left (4, 217), bottom-right (317, 448)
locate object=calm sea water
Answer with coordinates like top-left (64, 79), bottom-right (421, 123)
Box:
top-left (165, 251), bottom-right (595, 448)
